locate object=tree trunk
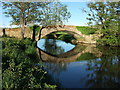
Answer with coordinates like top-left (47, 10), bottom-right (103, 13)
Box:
top-left (21, 23), bottom-right (25, 39)
top-left (37, 48), bottom-right (43, 61)
top-left (20, 2), bottom-right (25, 39)
top-left (38, 26), bottom-right (45, 40)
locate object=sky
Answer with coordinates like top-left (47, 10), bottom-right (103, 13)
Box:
top-left (0, 2), bottom-right (90, 28)
top-left (62, 2), bottom-right (89, 26)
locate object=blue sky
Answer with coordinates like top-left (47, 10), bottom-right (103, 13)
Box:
top-left (0, 2), bottom-right (89, 28)
top-left (62, 2), bottom-right (89, 26)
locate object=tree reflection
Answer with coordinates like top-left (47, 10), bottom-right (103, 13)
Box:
top-left (44, 62), bottom-right (68, 75)
top-left (44, 39), bottom-right (65, 55)
top-left (85, 47), bottom-right (120, 88)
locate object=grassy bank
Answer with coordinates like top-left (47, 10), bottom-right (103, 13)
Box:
top-left (76, 26), bottom-right (96, 35)
top-left (2, 37), bottom-right (56, 89)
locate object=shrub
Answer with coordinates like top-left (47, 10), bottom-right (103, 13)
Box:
top-left (2, 38), bottom-right (56, 88)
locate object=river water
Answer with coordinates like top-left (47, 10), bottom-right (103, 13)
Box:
top-left (37, 39), bottom-right (120, 88)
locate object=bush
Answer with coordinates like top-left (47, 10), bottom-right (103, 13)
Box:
top-left (97, 36), bottom-right (120, 46)
top-left (2, 38), bottom-right (56, 89)
top-left (97, 28), bottom-right (120, 46)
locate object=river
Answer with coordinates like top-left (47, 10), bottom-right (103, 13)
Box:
top-left (37, 39), bottom-right (120, 88)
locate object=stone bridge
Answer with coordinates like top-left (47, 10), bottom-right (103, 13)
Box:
top-left (36, 26), bottom-right (97, 44)
top-left (37, 44), bottom-right (102, 63)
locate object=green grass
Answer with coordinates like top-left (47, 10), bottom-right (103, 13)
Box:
top-left (76, 52), bottom-right (97, 61)
top-left (76, 26), bottom-right (96, 35)
top-left (54, 32), bottom-right (68, 35)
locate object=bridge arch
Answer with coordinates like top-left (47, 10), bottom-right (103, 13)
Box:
top-left (39, 26), bottom-right (83, 39)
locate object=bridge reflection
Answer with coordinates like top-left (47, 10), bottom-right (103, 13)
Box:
top-left (37, 44), bottom-right (102, 63)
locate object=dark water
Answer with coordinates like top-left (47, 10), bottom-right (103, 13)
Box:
top-left (37, 39), bottom-right (120, 88)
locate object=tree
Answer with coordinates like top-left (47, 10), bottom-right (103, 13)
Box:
top-left (37, 1), bottom-right (71, 39)
top-left (2, 2), bottom-right (49, 39)
top-left (85, 2), bottom-right (119, 46)
top-left (29, 25), bottom-right (40, 41)
top-left (2, 1), bottom-right (70, 40)
top-left (85, 2), bottom-right (118, 29)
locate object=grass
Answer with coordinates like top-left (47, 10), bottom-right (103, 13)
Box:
top-left (76, 26), bottom-right (96, 35)
top-left (55, 32), bottom-right (68, 35)
top-left (76, 52), bottom-right (97, 61)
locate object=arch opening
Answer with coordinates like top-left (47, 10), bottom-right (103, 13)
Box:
top-left (42, 31), bottom-right (77, 43)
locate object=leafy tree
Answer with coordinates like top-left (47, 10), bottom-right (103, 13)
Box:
top-left (2, 2), bottom-right (49, 39)
top-left (85, 2), bottom-right (119, 46)
top-left (2, 1), bottom-right (70, 40)
top-left (85, 2), bottom-right (118, 29)
top-left (37, 1), bottom-right (71, 39)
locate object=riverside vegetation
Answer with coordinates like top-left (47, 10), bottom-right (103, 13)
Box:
top-left (2, 37), bottom-right (56, 88)
top-left (1, 1), bottom-right (120, 89)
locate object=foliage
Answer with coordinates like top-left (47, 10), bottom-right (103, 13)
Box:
top-left (2, 1), bottom-right (71, 39)
top-left (85, 2), bottom-right (118, 29)
top-left (76, 26), bottom-right (96, 35)
top-left (57, 34), bottom-right (76, 43)
top-left (37, 1), bottom-right (71, 39)
top-left (44, 32), bottom-right (76, 43)
top-left (2, 38), bottom-right (56, 89)
top-left (2, 2), bottom-right (48, 38)
top-left (38, 1), bottom-right (71, 27)
top-left (85, 2), bottom-right (119, 46)
top-left (97, 24), bottom-right (120, 46)
top-left (29, 25), bottom-right (41, 40)
top-left (44, 83), bottom-right (57, 88)
top-left (97, 35), bottom-right (120, 46)
top-left (29, 25), bottom-right (40, 36)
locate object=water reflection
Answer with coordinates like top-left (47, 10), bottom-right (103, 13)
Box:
top-left (86, 58), bottom-right (120, 88)
top-left (37, 39), bottom-right (120, 88)
top-left (37, 39), bottom-right (102, 62)
top-left (37, 39), bottom-right (75, 55)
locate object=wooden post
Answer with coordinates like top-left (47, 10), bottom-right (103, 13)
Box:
top-left (2, 28), bottom-right (6, 37)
